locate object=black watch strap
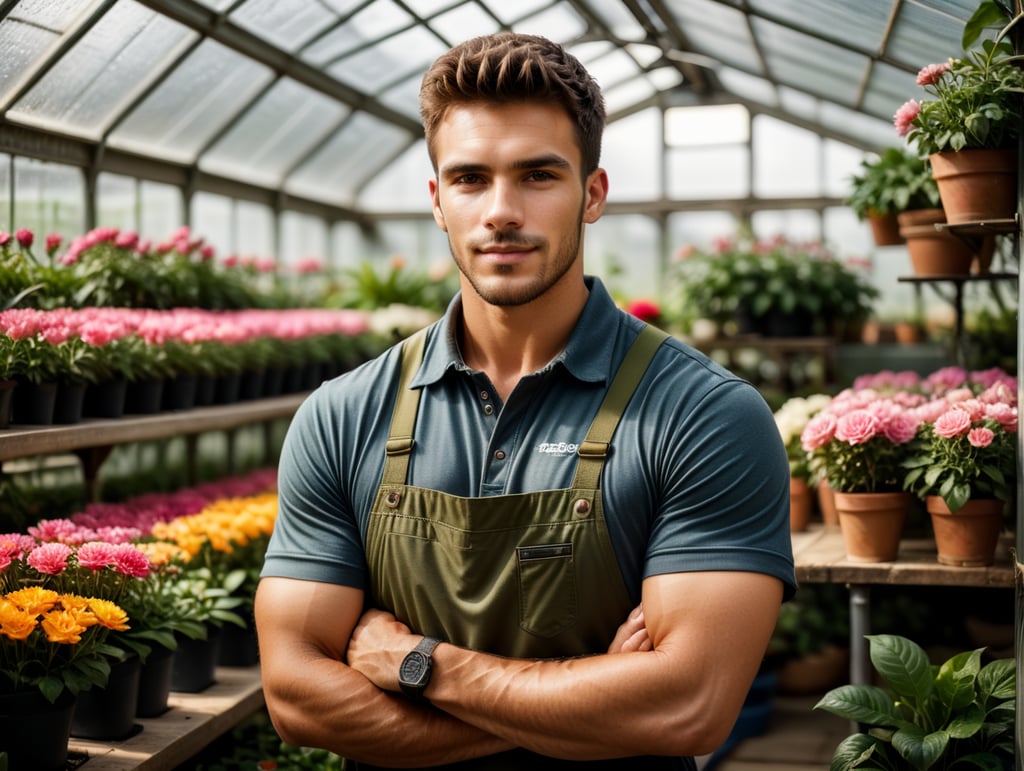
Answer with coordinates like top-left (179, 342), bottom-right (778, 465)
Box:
top-left (398, 636), bottom-right (443, 701)
top-left (414, 635), bottom-right (443, 657)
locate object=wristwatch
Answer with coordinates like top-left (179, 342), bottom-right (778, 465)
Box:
top-left (398, 636), bottom-right (443, 701)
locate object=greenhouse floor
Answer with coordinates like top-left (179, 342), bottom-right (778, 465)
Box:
top-left (695, 694), bottom-right (850, 770)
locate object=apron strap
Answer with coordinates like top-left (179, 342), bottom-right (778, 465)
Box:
top-left (382, 327), bottom-right (429, 486)
top-left (382, 324), bottom-right (669, 489)
top-left (572, 325), bottom-right (669, 490)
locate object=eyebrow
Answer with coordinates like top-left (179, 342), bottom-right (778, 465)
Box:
top-left (439, 154), bottom-right (572, 178)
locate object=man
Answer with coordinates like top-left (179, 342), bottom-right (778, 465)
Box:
top-left (256, 32), bottom-right (796, 770)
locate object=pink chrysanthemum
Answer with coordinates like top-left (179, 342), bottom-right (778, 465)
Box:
top-left (110, 543), bottom-right (151, 578)
top-left (26, 542), bottom-right (73, 575)
top-left (76, 541), bottom-right (117, 571)
top-left (893, 100), bottom-right (921, 137)
top-left (916, 62), bottom-right (950, 86)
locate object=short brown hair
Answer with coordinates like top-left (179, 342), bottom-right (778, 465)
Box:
top-left (419, 33), bottom-right (606, 175)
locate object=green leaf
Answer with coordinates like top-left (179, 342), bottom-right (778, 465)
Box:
top-left (946, 703), bottom-right (985, 739)
top-left (963, 1), bottom-right (1014, 48)
top-left (815, 684), bottom-right (901, 725)
top-left (868, 635), bottom-right (934, 711)
top-left (892, 724), bottom-right (948, 771)
top-left (829, 733), bottom-right (888, 771)
top-left (977, 658), bottom-right (1015, 699)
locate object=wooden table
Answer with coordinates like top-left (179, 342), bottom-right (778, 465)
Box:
top-left (67, 667), bottom-right (264, 770)
top-left (791, 525), bottom-right (1016, 683)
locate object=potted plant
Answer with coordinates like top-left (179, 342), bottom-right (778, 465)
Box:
top-left (773, 393), bottom-right (833, 530)
top-left (895, 2), bottom-right (1024, 223)
top-left (902, 370), bottom-right (1016, 566)
top-left (814, 634), bottom-right (1014, 771)
top-left (801, 388), bottom-right (921, 561)
top-left (846, 147), bottom-right (940, 245)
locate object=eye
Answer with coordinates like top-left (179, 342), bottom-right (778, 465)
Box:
top-left (453, 173), bottom-right (485, 186)
top-left (525, 170), bottom-right (556, 182)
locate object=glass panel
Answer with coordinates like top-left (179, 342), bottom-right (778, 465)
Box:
top-left (230, 0), bottom-right (339, 52)
top-left (428, 3), bottom-right (500, 43)
top-left (661, 0), bottom-right (758, 71)
top-left (193, 0), bottom-right (235, 10)
top-left (602, 109), bottom-right (660, 201)
top-left (300, 0), bottom-right (411, 66)
top-left (359, 141), bottom-right (435, 212)
top-left (140, 181), bottom-right (182, 243)
top-left (483, 0), bottom-right (553, 25)
top-left (586, 214), bottom-right (661, 299)
top-left (12, 157), bottom-right (84, 240)
top-left (371, 220), bottom-right (450, 271)
top-left (575, 45), bottom-right (640, 93)
top-left (110, 40), bottom-right (274, 164)
top-left (286, 113), bottom-right (411, 205)
top-left (819, 102), bottom-right (900, 149)
top-left (824, 139), bottom-right (867, 199)
top-left (747, 0), bottom-right (892, 52)
top-left (332, 220), bottom-right (365, 270)
top-left (236, 201), bottom-right (275, 260)
top-left (668, 211), bottom-right (741, 253)
top-left (863, 60), bottom-right (918, 127)
top-left (603, 77), bottom-right (656, 115)
top-left (512, 3), bottom-right (586, 40)
top-left (667, 146), bottom-right (749, 199)
top-left (589, 2), bottom-right (646, 41)
top-left (191, 191), bottom-right (232, 256)
top-left (716, 67), bottom-right (778, 105)
top-left (666, 105), bottom-right (749, 147)
top-left (281, 211), bottom-right (328, 268)
top-left (202, 79), bottom-right (350, 187)
top-left (0, 0), bottom-right (85, 104)
top-left (379, 71), bottom-right (428, 121)
top-left (647, 67), bottom-right (683, 92)
top-left (889, 2), bottom-right (969, 69)
top-left (403, 0), bottom-right (462, 17)
top-left (97, 172), bottom-right (138, 231)
top-left (750, 209), bottom-right (822, 242)
top-left (329, 25), bottom-right (444, 92)
top-left (753, 17), bottom-right (867, 106)
top-left (753, 116), bottom-right (821, 197)
top-left (9, 1), bottom-right (195, 138)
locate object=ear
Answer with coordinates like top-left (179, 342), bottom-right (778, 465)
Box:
top-left (582, 168), bottom-right (609, 224)
top-left (429, 178), bottom-right (447, 232)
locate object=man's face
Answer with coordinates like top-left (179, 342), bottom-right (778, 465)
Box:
top-left (428, 101), bottom-right (607, 307)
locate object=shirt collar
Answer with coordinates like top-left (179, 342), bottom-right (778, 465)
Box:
top-left (411, 276), bottom-right (621, 388)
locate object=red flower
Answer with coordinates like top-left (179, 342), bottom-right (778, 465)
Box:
top-left (626, 299), bottom-right (661, 323)
top-left (14, 228), bottom-right (33, 248)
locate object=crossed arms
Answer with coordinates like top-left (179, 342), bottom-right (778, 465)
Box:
top-left (254, 569), bottom-right (782, 766)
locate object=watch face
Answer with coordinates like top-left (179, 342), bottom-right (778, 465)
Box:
top-left (400, 651), bottom-right (429, 686)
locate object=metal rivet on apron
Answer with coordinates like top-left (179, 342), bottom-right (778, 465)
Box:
top-left (479, 390), bottom-right (489, 401)
top-left (494, 450), bottom-right (506, 460)
top-left (574, 498), bottom-right (591, 517)
top-left (385, 492), bottom-right (401, 507)
top-left (483, 404), bottom-right (493, 415)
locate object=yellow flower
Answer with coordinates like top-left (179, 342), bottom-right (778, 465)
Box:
top-left (0, 598), bottom-right (40, 641)
top-left (86, 598), bottom-right (130, 632)
top-left (6, 586), bottom-right (59, 615)
top-left (137, 540), bottom-right (188, 566)
top-left (40, 608), bottom-right (88, 644)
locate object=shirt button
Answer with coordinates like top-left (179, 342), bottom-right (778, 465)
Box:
top-left (494, 450), bottom-right (506, 460)
top-left (479, 390), bottom-right (490, 401)
top-left (483, 404), bottom-right (494, 415)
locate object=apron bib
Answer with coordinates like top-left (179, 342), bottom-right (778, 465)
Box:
top-left (360, 326), bottom-right (692, 770)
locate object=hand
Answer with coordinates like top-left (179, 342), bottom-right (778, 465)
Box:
top-left (607, 604), bottom-right (651, 653)
top-left (347, 608), bottom-right (419, 692)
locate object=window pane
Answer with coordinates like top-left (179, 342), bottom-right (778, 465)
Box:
top-left (587, 214), bottom-right (661, 299)
top-left (753, 116), bottom-right (820, 197)
top-left (191, 191), bottom-right (232, 256)
top-left (231, 0), bottom-right (339, 52)
top-left (281, 211), bottom-right (328, 268)
top-left (140, 181), bottom-right (182, 243)
top-left (236, 201), bottom-right (275, 261)
top-left (0, 0), bottom-right (85, 105)
top-left (360, 142), bottom-right (434, 213)
top-left (10, 1), bottom-right (195, 138)
top-left (666, 105), bottom-right (749, 147)
top-left (750, 209), bottom-right (822, 242)
top-left (300, 0), bottom-right (411, 66)
top-left (12, 157), bottom-right (84, 240)
top-left (603, 109), bottom-right (660, 201)
top-left (329, 26), bottom-right (444, 92)
top-left (97, 172), bottom-right (138, 231)
top-left (0, 154), bottom-right (11, 231)
top-left (668, 146), bottom-right (749, 199)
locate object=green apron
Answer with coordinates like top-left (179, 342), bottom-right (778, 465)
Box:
top-left (359, 325), bottom-right (693, 770)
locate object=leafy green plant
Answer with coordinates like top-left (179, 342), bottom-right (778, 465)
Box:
top-left (815, 634), bottom-right (1014, 771)
top-left (846, 147), bottom-right (941, 219)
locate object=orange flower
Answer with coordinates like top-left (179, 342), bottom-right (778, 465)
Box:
top-left (6, 586), bottom-right (59, 615)
top-left (0, 598), bottom-right (39, 641)
top-left (40, 608), bottom-right (89, 644)
top-left (86, 598), bottom-right (130, 632)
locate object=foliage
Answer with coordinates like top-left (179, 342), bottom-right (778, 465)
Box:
top-left (194, 709), bottom-right (346, 770)
top-left (666, 233), bottom-right (877, 335)
top-left (846, 147), bottom-right (941, 219)
top-left (815, 634), bottom-right (1014, 771)
top-left (896, 5), bottom-right (1024, 155)
top-left (770, 584), bottom-right (849, 659)
top-left (323, 256), bottom-right (458, 314)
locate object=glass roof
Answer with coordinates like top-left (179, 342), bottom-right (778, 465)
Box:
top-left (0, 0), bottom-right (991, 219)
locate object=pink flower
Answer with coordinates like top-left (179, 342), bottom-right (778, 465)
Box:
top-left (893, 100), bottom-right (921, 137)
top-left (835, 410), bottom-right (880, 446)
top-left (111, 543), bottom-right (151, 578)
top-left (76, 541), bottom-right (117, 571)
top-left (916, 62), bottom-right (949, 86)
top-left (933, 408), bottom-right (972, 438)
top-left (626, 299), bottom-right (661, 322)
top-left (14, 228), bottom-right (33, 248)
top-left (0, 231), bottom-right (9, 246)
top-left (985, 402), bottom-right (1017, 432)
top-left (45, 232), bottom-right (63, 254)
top-left (26, 542), bottom-right (73, 574)
top-left (967, 427), bottom-right (994, 448)
top-left (883, 412), bottom-right (920, 445)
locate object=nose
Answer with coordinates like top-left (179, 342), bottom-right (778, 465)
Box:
top-left (483, 178), bottom-right (524, 231)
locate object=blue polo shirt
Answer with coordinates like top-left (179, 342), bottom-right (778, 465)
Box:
top-left (263, 277), bottom-right (796, 603)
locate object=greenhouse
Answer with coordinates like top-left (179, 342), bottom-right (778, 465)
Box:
top-left (0, 0), bottom-right (1020, 769)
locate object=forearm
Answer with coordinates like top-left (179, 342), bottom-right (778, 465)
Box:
top-left (264, 652), bottom-right (513, 766)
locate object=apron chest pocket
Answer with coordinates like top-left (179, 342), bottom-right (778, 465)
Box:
top-left (516, 542), bottom-right (577, 638)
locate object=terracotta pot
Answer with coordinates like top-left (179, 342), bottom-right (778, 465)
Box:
top-left (867, 210), bottom-right (903, 246)
top-left (777, 643), bottom-right (850, 695)
top-left (929, 148), bottom-right (1019, 224)
top-left (833, 490), bottom-right (910, 562)
top-left (789, 477), bottom-right (813, 532)
top-left (897, 208), bottom-right (975, 276)
top-left (816, 479), bottom-right (839, 527)
top-left (926, 496), bottom-right (1005, 567)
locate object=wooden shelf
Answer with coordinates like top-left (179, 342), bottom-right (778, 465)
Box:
top-left (0, 393), bottom-right (307, 463)
top-left (67, 667), bottom-right (264, 771)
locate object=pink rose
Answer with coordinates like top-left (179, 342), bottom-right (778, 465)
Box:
top-left (800, 412), bottom-right (837, 451)
top-left (835, 410), bottom-right (880, 446)
top-left (933, 408), bottom-right (972, 438)
top-left (893, 100), bottom-right (921, 137)
top-left (967, 427), bottom-right (994, 448)
top-left (883, 412), bottom-right (920, 445)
